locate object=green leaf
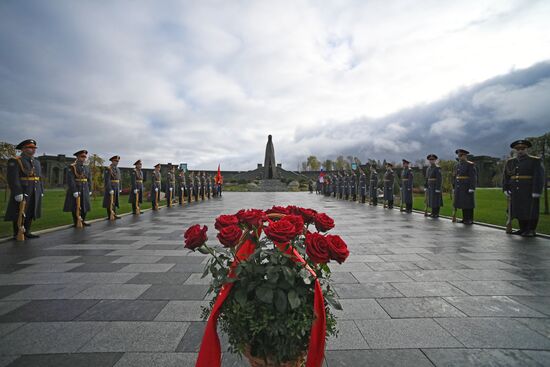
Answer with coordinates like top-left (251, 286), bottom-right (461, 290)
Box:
top-left (274, 290), bottom-right (287, 313)
top-left (287, 289), bottom-right (301, 309)
top-left (234, 288), bottom-right (248, 306)
top-left (325, 294), bottom-right (343, 310)
top-left (255, 286), bottom-right (273, 304)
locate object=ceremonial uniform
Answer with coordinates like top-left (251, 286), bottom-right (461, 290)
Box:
top-left (151, 164), bottom-right (161, 210)
top-left (166, 166), bottom-right (176, 207)
top-left (187, 173), bottom-right (194, 202)
top-left (200, 173), bottom-right (206, 200)
top-left (425, 154), bottom-right (443, 217)
top-left (207, 174), bottom-right (212, 199)
top-left (502, 140), bottom-right (545, 236)
top-left (4, 139), bottom-right (44, 239)
top-left (331, 174), bottom-right (337, 197)
top-left (350, 172), bottom-right (357, 201)
top-left (177, 171), bottom-right (186, 205)
top-left (401, 160), bottom-right (413, 213)
top-left (453, 149), bottom-right (477, 224)
top-left (369, 168), bottom-right (378, 205)
top-left (344, 173), bottom-right (350, 200)
top-left (102, 156), bottom-right (121, 219)
top-left (359, 171), bottom-right (367, 203)
top-left (63, 150), bottom-right (92, 226)
top-left (193, 174), bottom-right (200, 202)
top-left (129, 161), bottom-right (144, 214)
top-left (338, 173), bottom-right (344, 199)
top-left (383, 165), bottom-right (395, 209)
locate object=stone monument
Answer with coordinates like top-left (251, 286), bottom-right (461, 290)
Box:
top-left (263, 134), bottom-right (277, 179)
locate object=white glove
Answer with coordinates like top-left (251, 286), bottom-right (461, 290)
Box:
top-left (468, 189), bottom-right (475, 193)
top-left (155, 188), bottom-right (158, 192)
top-left (133, 189), bottom-right (138, 194)
top-left (41, 193), bottom-right (44, 197)
top-left (73, 192), bottom-right (79, 198)
top-left (423, 188), bottom-right (427, 192)
top-left (181, 188), bottom-right (184, 191)
top-left (503, 191), bottom-right (511, 197)
top-left (435, 190), bottom-right (441, 193)
top-left (119, 190), bottom-right (122, 193)
top-left (89, 191), bottom-right (92, 196)
top-left (169, 187), bottom-right (173, 191)
top-left (533, 193), bottom-right (541, 198)
top-left (109, 190), bottom-right (114, 194)
top-left (14, 194), bottom-right (24, 202)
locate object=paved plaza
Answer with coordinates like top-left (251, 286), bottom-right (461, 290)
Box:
top-left (0, 192), bottom-right (549, 366)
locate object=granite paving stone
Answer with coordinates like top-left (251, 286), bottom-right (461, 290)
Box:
top-left (5, 353), bottom-right (123, 367)
top-left (72, 284), bottom-right (151, 300)
top-left (154, 300), bottom-right (210, 321)
top-left (422, 348), bottom-right (544, 367)
top-left (3, 284), bottom-right (92, 300)
top-left (79, 321), bottom-right (189, 352)
top-left (68, 263), bottom-right (128, 273)
top-left (450, 281), bottom-right (535, 296)
top-left (355, 318), bottom-right (463, 348)
top-left (443, 296), bottom-right (547, 317)
top-left (510, 296), bottom-right (550, 316)
top-left (112, 352), bottom-right (197, 367)
top-left (377, 297), bottom-right (466, 318)
top-left (326, 320), bottom-right (369, 350)
top-left (325, 349), bottom-right (435, 367)
top-left (117, 264), bottom-right (175, 273)
top-left (391, 281), bottom-right (467, 297)
top-left (76, 300), bottom-right (168, 321)
top-left (435, 317), bottom-right (550, 348)
top-left (0, 299), bottom-right (99, 322)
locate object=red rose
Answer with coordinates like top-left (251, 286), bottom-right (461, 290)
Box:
top-left (215, 214), bottom-right (239, 230)
top-left (314, 212), bottom-right (335, 232)
top-left (326, 235), bottom-right (349, 264)
top-left (296, 207), bottom-right (317, 224)
top-left (284, 214), bottom-right (304, 236)
top-left (265, 205), bottom-right (289, 215)
top-left (237, 209), bottom-right (267, 228)
top-left (184, 224), bottom-right (208, 250)
top-left (217, 225), bottom-right (243, 247)
top-left (264, 218), bottom-right (299, 243)
top-left (305, 232), bottom-right (330, 264)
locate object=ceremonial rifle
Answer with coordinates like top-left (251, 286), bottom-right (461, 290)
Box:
top-left (75, 194), bottom-right (83, 228)
top-left (15, 197), bottom-right (26, 241)
top-left (109, 192), bottom-right (115, 221)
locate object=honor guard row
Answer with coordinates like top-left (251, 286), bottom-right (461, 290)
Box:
top-left (4, 140), bottom-right (223, 240)
top-left (319, 140), bottom-right (545, 237)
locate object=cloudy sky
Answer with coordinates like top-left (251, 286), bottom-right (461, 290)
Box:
top-left (1, 0), bottom-right (549, 170)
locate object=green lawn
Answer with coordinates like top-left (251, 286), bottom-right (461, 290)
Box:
top-left (412, 188), bottom-right (550, 235)
top-left (0, 189), bottom-right (165, 238)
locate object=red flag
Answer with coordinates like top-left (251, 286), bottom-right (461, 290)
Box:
top-left (215, 164), bottom-right (223, 184)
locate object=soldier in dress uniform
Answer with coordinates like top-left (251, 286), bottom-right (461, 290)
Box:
top-left (425, 154), bottom-right (443, 218)
top-left (369, 163), bottom-right (379, 206)
top-left (193, 172), bottom-right (200, 202)
top-left (199, 172), bottom-right (206, 200)
top-left (359, 169), bottom-right (367, 203)
top-left (453, 149), bottom-right (477, 224)
top-left (401, 159), bottom-right (414, 213)
top-left (129, 160), bottom-right (144, 214)
top-left (350, 171), bottom-right (357, 201)
top-left (502, 140), bottom-right (545, 237)
top-left (4, 139), bottom-right (44, 239)
top-left (166, 163), bottom-right (176, 207)
top-left (207, 173), bottom-right (212, 199)
top-left (151, 163), bottom-right (162, 210)
top-left (343, 172), bottom-right (350, 200)
top-left (63, 150), bottom-right (92, 226)
top-left (187, 172), bottom-right (194, 202)
top-left (339, 172), bottom-right (345, 199)
top-left (177, 169), bottom-right (186, 205)
top-left (332, 172), bottom-right (337, 198)
top-left (383, 163), bottom-right (395, 209)
top-left (103, 155), bottom-right (121, 219)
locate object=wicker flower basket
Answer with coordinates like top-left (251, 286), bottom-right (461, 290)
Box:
top-left (243, 345), bottom-right (306, 367)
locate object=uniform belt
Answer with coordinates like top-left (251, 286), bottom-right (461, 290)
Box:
top-left (383, 180), bottom-right (391, 182)
top-left (428, 178), bottom-right (437, 181)
top-left (456, 176), bottom-right (470, 179)
top-left (402, 179), bottom-right (409, 181)
top-left (136, 180), bottom-right (143, 183)
top-left (155, 181), bottom-right (161, 183)
top-left (511, 175), bottom-right (532, 180)
top-left (76, 178), bottom-right (88, 182)
top-left (21, 177), bottom-right (40, 181)
top-left (111, 180), bottom-right (120, 183)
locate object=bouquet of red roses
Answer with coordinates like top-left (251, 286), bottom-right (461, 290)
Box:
top-left (184, 205), bottom-right (349, 367)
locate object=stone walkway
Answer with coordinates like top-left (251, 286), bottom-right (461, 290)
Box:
top-left (0, 192), bottom-right (549, 366)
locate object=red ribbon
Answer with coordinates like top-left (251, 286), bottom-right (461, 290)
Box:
top-left (195, 238), bottom-right (326, 367)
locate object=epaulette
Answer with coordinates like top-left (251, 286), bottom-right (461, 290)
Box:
top-left (467, 161), bottom-right (475, 165)
top-left (528, 155), bottom-right (541, 160)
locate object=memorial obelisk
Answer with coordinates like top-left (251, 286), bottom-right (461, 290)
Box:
top-left (263, 135), bottom-right (277, 179)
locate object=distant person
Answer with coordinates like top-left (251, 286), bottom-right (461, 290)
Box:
top-left (308, 180), bottom-right (313, 193)
top-left (129, 160), bottom-right (144, 214)
top-left (64, 149), bottom-right (92, 226)
top-left (383, 163), bottom-right (395, 209)
top-left (401, 159), bottom-right (414, 213)
top-left (103, 155), bottom-right (121, 219)
top-left (166, 163), bottom-right (176, 207)
top-left (4, 139), bottom-right (44, 240)
top-left (177, 169), bottom-right (186, 205)
top-left (425, 154), bottom-right (443, 218)
top-left (453, 149), bottom-right (477, 224)
top-left (350, 171), bottom-right (357, 201)
top-left (359, 169), bottom-right (367, 203)
top-left (502, 140), bottom-right (545, 237)
top-left (151, 163), bottom-right (162, 210)
top-left (369, 164), bottom-right (378, 206)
